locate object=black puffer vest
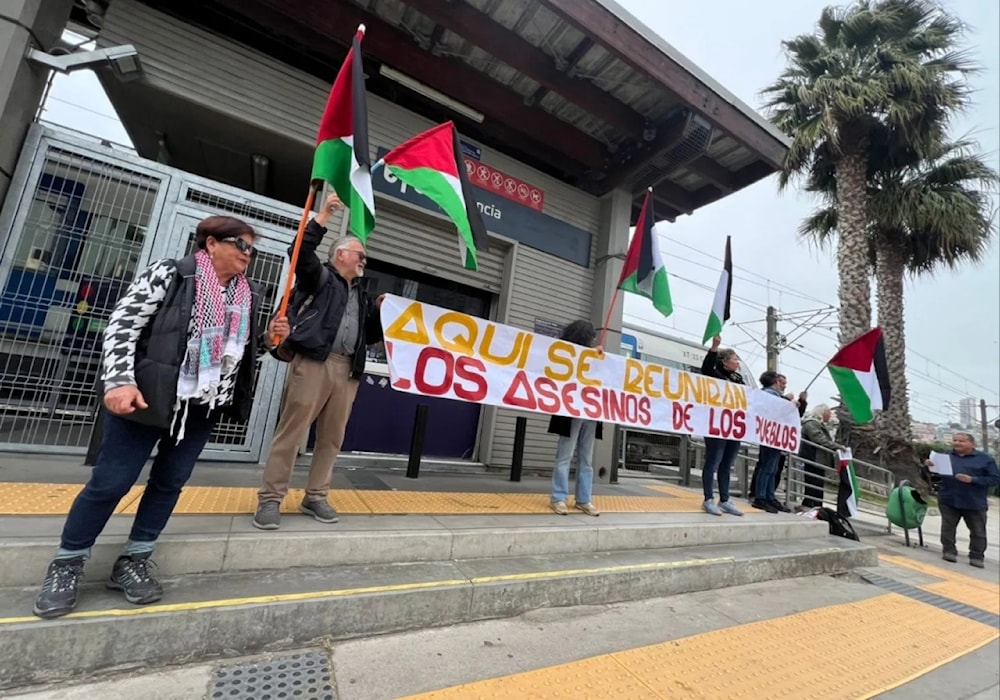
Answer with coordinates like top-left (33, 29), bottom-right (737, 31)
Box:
top-left (118, 256), bottom-right (262, 429)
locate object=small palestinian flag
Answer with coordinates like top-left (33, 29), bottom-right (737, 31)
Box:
top-left (836, 448), bottom-right (859, 518)
top-left (703, 236), bottom-right (732, 343)
top-left (618, 189), bottom-right (672, 318)
top-left (311, 24), bottom-right (375, 241)
top-left (380, 121), bottom-right (489, 270)
top-left (826, 328), bottom-right (891, 423)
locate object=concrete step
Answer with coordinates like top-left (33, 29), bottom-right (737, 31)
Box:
top-left (0, 535), bottom-right (877, 690)
top-left (0, 513), bottom-right (830, 587)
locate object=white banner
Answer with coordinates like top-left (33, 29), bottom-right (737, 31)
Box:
top-left (379, 296), bottom-right (801, 451)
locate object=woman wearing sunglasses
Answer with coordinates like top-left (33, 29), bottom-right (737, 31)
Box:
top-left (32, 215), bottom-right (288, 619)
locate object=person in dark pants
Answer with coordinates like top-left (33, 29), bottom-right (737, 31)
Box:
top-left (33, 215), bottom-right (285, 619)
top-left (925, 432), bottom-right (1000, 568)
top-left (750, 373), bottom-right (807, 499)
top-left (750, 371), bottom-right (790, 513)
top-left (797, 404), bottom-right (843, 508)
top-left (698, 335), bottom-right (745, 517)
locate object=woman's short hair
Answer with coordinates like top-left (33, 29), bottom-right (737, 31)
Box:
top-left (194, 216), bottom-right (257, 250)
top-left (717, 348), bottom-right (738, 363)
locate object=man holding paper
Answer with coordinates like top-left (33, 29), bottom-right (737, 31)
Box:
top-left (925, 432), bottom-right (1000, 568)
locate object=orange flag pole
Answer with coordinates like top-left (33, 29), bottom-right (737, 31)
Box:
top-left (272, 182), bottom-right (319, 346)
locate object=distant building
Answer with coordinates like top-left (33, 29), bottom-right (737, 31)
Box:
top-left (910, 422), bottom-right (938, 443)
top-left (959, 397), bottom-right (978, 427)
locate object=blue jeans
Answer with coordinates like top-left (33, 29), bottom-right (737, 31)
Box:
top-left (702, 437), bottom-right (742, 502)
top-left (551, 419), bottom-right (597, 505)
top-left (754, 446), bottom-right (782, 502)
top-left (57, 404), bottom-right (217, 560)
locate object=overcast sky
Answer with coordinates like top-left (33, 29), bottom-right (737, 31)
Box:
top-left (41, 0), bottom-right (999, 425)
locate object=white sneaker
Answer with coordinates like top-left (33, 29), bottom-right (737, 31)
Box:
top-left (703, 500), bottom-right (723, 516)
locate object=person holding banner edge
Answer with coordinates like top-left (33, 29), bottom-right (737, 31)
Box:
top-left (698, 335), bottom-right (745, 516)
top-left (548, 320), bottom-right (603, 517)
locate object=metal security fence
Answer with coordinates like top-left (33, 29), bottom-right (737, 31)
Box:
top-left (0, 126), bottom-right (300, 461)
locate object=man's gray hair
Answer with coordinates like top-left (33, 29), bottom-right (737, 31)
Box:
top-left (717, 348), bottom-right (738, 363)
top-left (330, 235), bottom-right (364, 257)
top-left (954, 431), bottom-right (976, 444)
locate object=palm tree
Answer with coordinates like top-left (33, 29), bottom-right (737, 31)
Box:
top-left (762, 0), bottom-right (975, 351)
top-left (800, 140), bottom-right (998, 450)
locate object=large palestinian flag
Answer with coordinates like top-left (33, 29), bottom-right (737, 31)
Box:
top-left (381, 121), bottom-right (489, 270)
top-left (826, 328), bottom-right (891, 423)
top-left (702, 235), bottom-right (732, 343)
top-left (311, 25), bottom-right (375, 241)
top-left (618, 189), bottom-right (672, 318)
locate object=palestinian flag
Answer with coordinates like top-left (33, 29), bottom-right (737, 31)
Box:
top-left (618, 189), bottom-right (672, 318)
top-left (702, 236), bottom-right (732, 343)
top-left (380, 121), bottom-right (489, 270)
top-left (836, 448), bottom-right (859, 518)
top-left (826, 328), bottom-right (891, 423)
top-left (311, 24), bottom-right (375, 241)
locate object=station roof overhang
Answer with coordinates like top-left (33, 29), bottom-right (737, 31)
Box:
top-left (76, 0), bottom-right (790, 223)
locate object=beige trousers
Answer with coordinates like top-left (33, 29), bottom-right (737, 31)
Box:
top-left (259, 353), bottom-right (359, 503)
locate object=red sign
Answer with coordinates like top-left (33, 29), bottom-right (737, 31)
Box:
top-left (463, 158), bottom-right (545, 212)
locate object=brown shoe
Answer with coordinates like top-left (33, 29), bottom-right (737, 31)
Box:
top-left (575, 502), bottom-right (600, 517)
top-left (550, 501), bottom-right (568, 515)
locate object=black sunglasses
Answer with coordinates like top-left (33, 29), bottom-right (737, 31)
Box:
top-left (344, 249), bottom-right (367, 262)
top-left (220, 237), bottom-right (257, 256)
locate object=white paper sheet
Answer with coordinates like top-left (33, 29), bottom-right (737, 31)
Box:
top-left (928, 451), bottom-right (953, 476)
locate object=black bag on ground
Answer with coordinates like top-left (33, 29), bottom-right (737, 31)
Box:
top-left (816, 507), bottom-right (860, 541)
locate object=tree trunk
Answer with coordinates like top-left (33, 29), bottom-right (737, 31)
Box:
top-left (834, 154), bottom-right (874, 444)
top-left (875, 238), bottom-right (913, 444)
top-left (835, 154), bottom-right (873, 344)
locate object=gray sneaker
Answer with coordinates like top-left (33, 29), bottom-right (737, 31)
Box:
top-left (300, 499), bottom-right (339, 523)
top-left (703, 500), bottom-right (723, 516)
top-left (252, 501), bottom-right (281, 530)
top-left (719, 500), bottom-right (744, 516)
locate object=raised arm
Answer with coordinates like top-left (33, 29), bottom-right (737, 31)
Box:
top-left (290, 193), bottom-right (344, 294)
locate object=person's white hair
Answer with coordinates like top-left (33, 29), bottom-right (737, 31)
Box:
top-left (804, 403), bottom-right (832, 422)
top-left (330, 234), bottom-right (364, 256)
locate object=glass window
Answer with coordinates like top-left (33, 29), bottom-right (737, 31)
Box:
top-left (361, 258), bottom-right (492, 368)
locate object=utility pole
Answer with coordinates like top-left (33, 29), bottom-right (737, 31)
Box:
top-left (980, 398), bottom-right (989, 452)
top-left (766, 305), bottom-right (778, 372)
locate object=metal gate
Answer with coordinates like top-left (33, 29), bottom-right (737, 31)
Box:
top-left (0, 125), bottom-right (299, 461)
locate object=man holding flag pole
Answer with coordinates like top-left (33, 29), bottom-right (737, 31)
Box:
top-left (255, 25), bottom-right (384, 531)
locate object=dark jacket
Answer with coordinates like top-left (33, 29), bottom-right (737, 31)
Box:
top-left (700, 349), bottom-right (745, 385)
top-left (799, 417), bottom-right (839, 466)
top-left (547, 319), bottom-right (602, 439)
top-left (937, 450), bottom-right (1000, 511)
top-left (281, 219), bottom-right (382, 378)
top-left (126, 255), bottom-right (264, 429)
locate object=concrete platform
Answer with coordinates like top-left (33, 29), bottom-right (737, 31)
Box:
top-left (0, 535), bottom-right (876, 690)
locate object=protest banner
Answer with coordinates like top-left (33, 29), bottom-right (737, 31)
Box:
top-left (379, 295), bottom-right (801, 451)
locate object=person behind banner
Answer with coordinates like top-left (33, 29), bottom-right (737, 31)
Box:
top-left (924, 432), bottom-right (1000, 568)
top-left (33, 215), bottom-right (279, 619)
top-left (797, 404), bottom-right (844, 509)
top-left (750, 371), bottom-right (791, 513)
top-left (548, 320), bottom-right (603, 517)
top-left (254, 192), bottom-right (385, 531)
top-left (698, 335), bottom-right (745, 517)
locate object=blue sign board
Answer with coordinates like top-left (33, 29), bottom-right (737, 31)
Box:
top-left (460, 140), bottom-right (482, 161)
top-left (620, 333), bottom-right (639, 358)
top-left (374, 148), bottom-right (592, 267)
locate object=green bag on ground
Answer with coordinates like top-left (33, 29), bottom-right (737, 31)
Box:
top-left (885, 485), bottom-right (928, 529)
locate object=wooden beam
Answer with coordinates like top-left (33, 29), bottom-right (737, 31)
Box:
top-left (687, 156), bottom-right (734, 192)
top-left (403, 0), bottom-right (645, 137)
top-left (539, 0), bottom-right (788, 169)
top-left (601, 109), bottom-right (691, 191)
top-left (528, 37), bottom-right (593, 107)
top-left (222, 0), bottom-right (611, 170)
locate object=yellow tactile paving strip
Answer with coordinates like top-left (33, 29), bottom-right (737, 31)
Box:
top-left (879, 553), bottom-right (1000, 614)
top-left (401, 593), bottom-right (1000, 700)
top-left (0, 482), bottom-right (724, 516)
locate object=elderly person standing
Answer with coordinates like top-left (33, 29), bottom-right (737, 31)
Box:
top-left (798, 404), bottom-right (844, 509)
top-left (33, 215), bottom-right (283, 619)
top-left (548, 320), bottom-right (603, 517)
top-left (698, 335), bottom-right (745, 516)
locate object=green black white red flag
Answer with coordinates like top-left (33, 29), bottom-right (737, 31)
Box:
top-left (826, 328), bottom-right (891, 423)
top-left (617, 189), bottom-right (673, 318)
top-left (311, 24), bottom-right (375, 241)
top-left (380, 121), bottom-right (489, 270)
top-left (702, 236), bottom-right (732, 343)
